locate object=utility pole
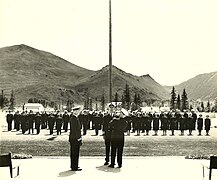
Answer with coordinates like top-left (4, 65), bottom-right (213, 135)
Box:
top-left (108, 0), bottom-right (112, 103)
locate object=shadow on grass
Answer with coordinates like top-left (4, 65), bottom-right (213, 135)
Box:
top-left (58, 170), bottom-right (76, 177)
top-left (47, 136), bottom-right (57, 141)
top-left (96, 165), bottom-right (121, 173)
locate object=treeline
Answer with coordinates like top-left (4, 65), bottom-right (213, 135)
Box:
top-left (170, 87), bottom-right (217, 112)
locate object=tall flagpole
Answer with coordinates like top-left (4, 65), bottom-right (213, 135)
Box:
top-left (109, 0), bottom-right (112, 103)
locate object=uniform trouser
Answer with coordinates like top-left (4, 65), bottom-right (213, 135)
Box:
top-left (70, 141), bottom-right (81, 169)
top-left (111, 140), bottom-right (124, 167)
top-left (104, 138), bottom-right (111, 163)
top-left (7, 122), bottom-right (12, 131)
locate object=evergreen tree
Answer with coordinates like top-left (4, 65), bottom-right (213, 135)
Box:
top-left (137, 94), bottom-right (142, 107)
top-left (101, 93), bottom-right (105, 111)
top-left (213, 98), bottom-right (217, 112)
top-left (181, 88), bottom-right (188, 111)
top-left (9, 90), bottom-right (15, 111)
top-left (201, 102), bottom-right (205, 112)
top-left (114, 92), bottom-right (119, 102)
top-left (124, 83), bottom-right (130, 110)
top-left (133, 93), bottom-right (138, 106)
top-left (177, 94), bottom-right (181, 110)
top-left (170, 86), bottom-right (176, 110)
top-left (206, 100), bottom-right (211, 112)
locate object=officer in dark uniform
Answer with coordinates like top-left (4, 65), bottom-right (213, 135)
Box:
top-left (179, 113), bottom-right (185, 136)
top-left (102, 111), bottom-right (112, 165)
top-left (169, 112), bottom-right (177, 136)
top-left (197, 114), bottom-right (203, 136)
top-left (21, 111), bottom-right (28, 134)
top-left (48, 112), bottom-right (55, 135)
top-left (69, 109), bottom-right (82, 171)
top-left (28, 110), bottom-right (34, 134)
top-left (41, 111), bottom-right (48, 129)
top-left (14, 111), bottom-right (20, 131)
top-left (56, 111), bottom-right (63, 135)
top-left (145, 112), bottom-right (152, 135)
top-left (135, 112), bottom-right (142, 136)
top-left (152, 113), bottom-right (160, 136)
top-left (160, 112), bottom-right (168, 136)
top-left (63, 110), bottom-right (70, 132)
top-left (35, 112), bottom-right (41, 134)
top-left (205, 115), bottom-right (211, 136)
top-left (78, 110), bottom-right (89, 135)
top-left (125, 112), bottom-right (132, 136)
top-left (6, 111), bottom-right (13, 131)
top-left (93, 112), bottom-right (102, 136)
top-left (108, 111), bottom-right (127, 168)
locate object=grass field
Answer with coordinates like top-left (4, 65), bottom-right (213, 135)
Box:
top-left (1, 128), bottom-right (216, 157)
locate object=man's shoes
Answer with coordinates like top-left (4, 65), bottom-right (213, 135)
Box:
top-left (71, 168), bottom-right (82, 171)
top-left (108, 164), bottom-right (114, 168)
top-left (104, 162), bottom-right (109, 165)
top-left (117, 165), bottom-right (122, 168)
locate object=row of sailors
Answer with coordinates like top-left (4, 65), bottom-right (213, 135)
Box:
top-left (6, 110), bottom-right (211, 136)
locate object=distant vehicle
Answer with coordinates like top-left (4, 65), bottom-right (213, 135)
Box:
top-left (23, 103), bottom-right (44, 113)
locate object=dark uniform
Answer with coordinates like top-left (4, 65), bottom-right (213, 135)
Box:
top-left (102, 113), bottom-right (113, 165)
top-left (69, 113), bottom-right (82, 171)
top-left (78, 111), bottom-right (89, 135)
top-left (56, 113), bottom-right (63, 135)
top-left (63, 111), bottom-right (70, 132)
top-left (35, 112), bottom-right (41, 134)
top-left (48, 113), bottom-right (55, 135)
top-left (204, 115), bottom-right (211, 136)
top-left (125, 114), bottom-right (132, 136)
top-left (145, 113), bottom-right (152, 135)
top-left (169, 113), bottom-right (177, 136)
top-left (197, 115), bottom-right (203, 135)
top-left (6, 111), bottom-right (13, 131)
top-left (28, 111), bottom-right (34, 134)
top-left (41, 112), bottom-right (48, 129)
top-left (21, 112), bottom-right (28, 134)
top-left (14, 111), bottom-right (21, 131)
top-left (152, 113), bottom-right (159, 135)
top-left (109, 113), bottom-right (127, 168)
top-left (160, 113), bottom-right (168, 136)
top-left (92, 113), bottom-right (102, 135)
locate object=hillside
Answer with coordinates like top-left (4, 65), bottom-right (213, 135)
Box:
top-left (0, 44), bottom-right (94, 104)
top-left (74, 65), bottom-right (169, 102)
top-left (174, 71), bottom-right (217, 101)
top-left (0, 44), bottom-right (169, 106)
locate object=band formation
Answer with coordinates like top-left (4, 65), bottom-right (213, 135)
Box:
top-left (6, 109), bottom-right (211, 136)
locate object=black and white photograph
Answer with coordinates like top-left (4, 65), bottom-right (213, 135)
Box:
top-left (0, 0), bottom-right (217, 179)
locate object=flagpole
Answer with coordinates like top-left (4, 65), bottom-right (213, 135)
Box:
top-left (109, 0), bottom-right (112, 103)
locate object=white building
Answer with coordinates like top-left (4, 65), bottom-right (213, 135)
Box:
top-left (23, 103), bottom-right (44, 113)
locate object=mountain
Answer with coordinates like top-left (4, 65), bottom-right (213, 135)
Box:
top-left (0, 44), bottom-right (93, 104)
top-left (0, 44), bottom-right (169, 106)
top-left (173, 71), bottom-right (217, 101)
top-left (74, 65), bottom-right (169, 102)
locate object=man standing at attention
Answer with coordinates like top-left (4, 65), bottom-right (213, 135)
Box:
top-left (69, 108), bottom-right (82, 171)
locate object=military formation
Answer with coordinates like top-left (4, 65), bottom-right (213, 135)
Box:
top-left (6, 109), bottom-right (211, 136)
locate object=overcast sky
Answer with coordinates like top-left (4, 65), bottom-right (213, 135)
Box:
top-left (1, 0), bottom-right (217, 86)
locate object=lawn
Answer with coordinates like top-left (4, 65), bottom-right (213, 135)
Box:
top-left (1, 133), bottom-right (216, 157)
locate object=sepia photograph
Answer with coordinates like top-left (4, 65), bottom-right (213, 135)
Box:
top-left (0, 0), bottom-right (217, 179)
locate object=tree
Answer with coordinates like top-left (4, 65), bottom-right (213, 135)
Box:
top-left (170, 86), bottom-right (176, 110)
top-left (101, 93), bottom-right (105, 111)
top-left (9, 90), bottom-right (15, 111)
top-left (177, 94), bottom-right (181, 110)
top-left (0, 90), bottom-right (9, 109)
top-left (201, 101), bottom-right (205, 112)
top-left (213, 98), bottom-right (217, 112)
top-left (114, 92), bottom-right (119, 102)
top-left (181, 88), bottom-right (188, 111)
top-left (206, 100), bottom-right (211, 112)
top-left (123, 83), bottom-right (130, 110)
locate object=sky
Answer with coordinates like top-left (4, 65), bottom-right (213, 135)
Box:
top-left (0, 0), bottom-right (217, 86)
